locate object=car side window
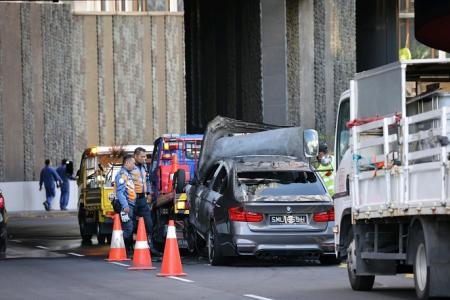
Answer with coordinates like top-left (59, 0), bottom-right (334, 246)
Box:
top-left (212, 166), bottom-right (228, 194)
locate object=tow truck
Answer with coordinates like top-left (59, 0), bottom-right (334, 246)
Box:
top-left (77, 145), bottom-right (153, 244)
top-left (148, 134), bottom-right (203, 252)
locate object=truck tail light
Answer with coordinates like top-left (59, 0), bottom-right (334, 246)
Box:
top-left (228, 207), bottom-right (263, 223)
top-left (0, 194), bottom-right (4, 209)
top-left (313, 207), bottom-right (335, 222)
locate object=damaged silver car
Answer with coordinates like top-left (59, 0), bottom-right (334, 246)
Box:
top-left (187, 117), bottom-right (336, 265)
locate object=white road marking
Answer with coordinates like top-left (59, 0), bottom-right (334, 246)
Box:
top-left (9, 240), bottom-right (22, 243)
top-left (167, 276), bottom-right (194, 283)
top-left (244, 294), bottom-right (274, 300)
top-left (35, 246), bottom-right (49, 250)
top-left (68, 252), bottom-right (85, 257)
top-left (110, 262), bottom-right (130, 267)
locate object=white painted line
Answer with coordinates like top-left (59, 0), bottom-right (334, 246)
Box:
top-left (167, 276), bottom-right (194, 283)
top-left (110, 262), bottom-right (130, 267)
top-left (244, 294), bottom-right (274, 300)
top-left (35, 246), bottom-right (49, 250)
top-left (68, 252), bottom-right (85, 257)
top-left (9, 240), bottom-right (22, 243)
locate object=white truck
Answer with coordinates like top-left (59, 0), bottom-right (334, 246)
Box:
top-left (333, 59), bottom-right (450, 299)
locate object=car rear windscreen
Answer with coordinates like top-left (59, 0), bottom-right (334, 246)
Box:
top-left (238, 171), bottom-right (327, 196)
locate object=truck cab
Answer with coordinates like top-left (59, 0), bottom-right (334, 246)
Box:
top-left (77, 145), bottom-right (153, 245)
top-left (148, 134), bottom-right (203, 251)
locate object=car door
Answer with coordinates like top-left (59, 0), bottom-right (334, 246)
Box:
top-left (190, 163), bottom-right (220, 233)
top-left (199, 163), bottom-right (227, 233)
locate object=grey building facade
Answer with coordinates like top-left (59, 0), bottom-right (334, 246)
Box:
top-left (0, 2), bottom-right (186, 181)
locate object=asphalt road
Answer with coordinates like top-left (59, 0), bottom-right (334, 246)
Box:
top-left (0, 213), bottom-right (416, 300)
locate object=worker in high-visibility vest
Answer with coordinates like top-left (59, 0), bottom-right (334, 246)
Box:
top-left (315, 142), bottom-right (335, 196)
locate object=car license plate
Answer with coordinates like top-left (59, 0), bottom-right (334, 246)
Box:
top-left (270, 215), bottom-right (307, 225)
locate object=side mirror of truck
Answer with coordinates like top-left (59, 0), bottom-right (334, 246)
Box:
top-left (303, 129), bottom-right (319, 158)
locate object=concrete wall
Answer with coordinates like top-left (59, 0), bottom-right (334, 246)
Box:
top-left (286, 0), bottom-right (356, 144)
top-left (0, 181), bottom-right (78, 212)
top-left (0, 2), bottom-right (186, 182)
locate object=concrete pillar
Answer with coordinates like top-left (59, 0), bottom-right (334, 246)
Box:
top-left (261, 0), bottom-right (288, 126)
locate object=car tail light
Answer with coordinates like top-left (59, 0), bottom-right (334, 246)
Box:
top-left (228, 207), bottom-right (263, 223)
top-left (0, 194), bottom-right (4, 209)
top-left (313, 207), bottom-right (335, 222)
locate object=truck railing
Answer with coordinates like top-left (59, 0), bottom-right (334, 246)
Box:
top-left (351, 106), bottom-right (450, 217)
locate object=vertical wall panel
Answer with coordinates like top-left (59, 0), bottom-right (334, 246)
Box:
top-left (85, 16), bottom-right (100, 147)
top-left (72, 15), bottom-right (87, 170)
top-left (30, 3), bottom-right (45, 180)
top-left (113, 16), bottom-right (146, 144)
top-left (165, 16), bottom-right (185, 133)
top-left (21, 2), bottom-right (45, 180)
top-left (0, 3), bottom-right (24, 181)
top-left (97, 16), bottom-right (115, 146)
top-left (152, 16), bottom-right (167, 137)
top-left (143, 17), bottom-right (154, 143)
top-left (41, 3), bottom-right (73, 166)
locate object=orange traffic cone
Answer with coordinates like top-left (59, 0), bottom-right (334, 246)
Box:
top-left (157, 220), bottom-right (186, 276)
top-left (106, 214), bottom-right (130, 262)
top-left (129, 217), bottom-right (155, 270)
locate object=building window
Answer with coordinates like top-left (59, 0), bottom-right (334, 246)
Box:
top-left (398, 0), bottom-right (449, 59)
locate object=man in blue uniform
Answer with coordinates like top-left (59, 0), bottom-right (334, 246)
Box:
top-left (39, 159), bottom-right (62, 211)
top-left (132, 147), bottom-right (160, 256)
top-left (56, 159), bottom-right (72, 211)
top-left (115, 154), bottom-right (137, 257)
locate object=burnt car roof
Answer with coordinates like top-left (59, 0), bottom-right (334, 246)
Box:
top-left (197, 116), bottom-right (306, 182)
top-left (228, 155), bottom-right (311, 172)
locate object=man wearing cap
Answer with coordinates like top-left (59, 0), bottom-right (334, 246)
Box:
top-left (315, 142), bottom-right (335, 196)
top-left (132, 147), bottom-right (161, 257)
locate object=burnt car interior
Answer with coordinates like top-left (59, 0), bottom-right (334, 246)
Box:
top-left (238, 171), bottom-right (327, 197)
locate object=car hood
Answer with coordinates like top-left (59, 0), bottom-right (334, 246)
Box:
top-left (197, 116), bottom-right (306, 182)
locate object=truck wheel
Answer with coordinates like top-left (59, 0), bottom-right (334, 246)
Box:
top-left (78, 207), bottom-right (92, 244)
top-left (413, 230), bottom-right (430, 300)
top-left (173, 169), bottom-right (186, 194)
top-left (207, 222), bottom-right (228, 266)
top-left (347, 228), bottom-right (375, 291)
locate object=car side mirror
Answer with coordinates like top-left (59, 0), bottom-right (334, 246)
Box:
top-left (303, 129), bottom-right (319, 158)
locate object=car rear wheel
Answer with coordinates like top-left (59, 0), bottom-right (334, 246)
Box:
top-left (347, 228), bottom-right (375, 291)
top-left (207, 223), bottom-right (229, 266)
top-left (413, 229), bottom-right (430, 300)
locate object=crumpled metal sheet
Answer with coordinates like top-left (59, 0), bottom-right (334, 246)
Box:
top-left (197, 116), bottom-right (306, 181)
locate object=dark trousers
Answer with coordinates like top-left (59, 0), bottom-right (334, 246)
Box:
top-left (122, 197), bottom-right (153, 250)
